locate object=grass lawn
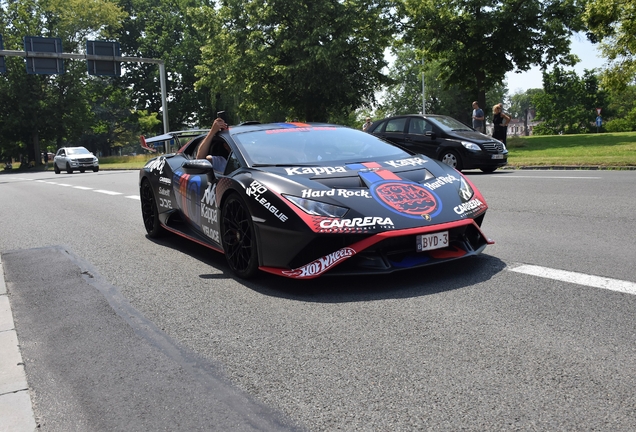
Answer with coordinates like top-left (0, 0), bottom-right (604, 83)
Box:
top-left (506, 132), bottom-right (636, 168)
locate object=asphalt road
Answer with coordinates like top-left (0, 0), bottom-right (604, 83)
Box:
top-left (1, 168), bottom-right (635, 431)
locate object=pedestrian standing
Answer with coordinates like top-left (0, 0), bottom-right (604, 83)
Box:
top-left (472, 101), bottom-right (485, 134)
top-left (492, 103), bottom-right (511, 144)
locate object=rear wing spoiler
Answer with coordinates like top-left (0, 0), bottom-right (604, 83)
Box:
top-left (139, 129), bottom-right (210, 153)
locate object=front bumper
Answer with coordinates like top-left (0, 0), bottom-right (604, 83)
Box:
top-left (259, 218), bottom-right (493, 279)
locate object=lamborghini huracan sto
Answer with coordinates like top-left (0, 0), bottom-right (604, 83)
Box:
top-left (139, 122), bottom-right (493, 279)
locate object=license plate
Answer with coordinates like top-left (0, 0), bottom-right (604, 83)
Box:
top-left (491, 154), bottom-right (504, 159)
top-left (416, 231), bottom-right (449, 252)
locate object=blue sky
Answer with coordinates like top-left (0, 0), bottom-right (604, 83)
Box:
top-left (505, 33), bottom-right (607, 94)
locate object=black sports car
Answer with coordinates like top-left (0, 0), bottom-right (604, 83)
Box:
top-left (139, 122), bottom-right (493, 279)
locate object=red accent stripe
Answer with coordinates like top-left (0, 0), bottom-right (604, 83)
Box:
top-left (376, 169), bottom-right (401, 180)
top-left (362, 162), bottom-right (382, 169)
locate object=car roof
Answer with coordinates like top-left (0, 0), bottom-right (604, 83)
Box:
top-left (226, 121), bottom-right (341, 135)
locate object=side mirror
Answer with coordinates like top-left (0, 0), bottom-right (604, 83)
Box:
top-left (425, 131), bottom-right (436, 140)
top-left (183, 159), bottom-right (216, 182)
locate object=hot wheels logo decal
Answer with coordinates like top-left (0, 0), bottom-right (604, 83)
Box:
top-left (282, 247), bottom-right (355, 278)
top-left (373, 181), bottom-right (441, 220)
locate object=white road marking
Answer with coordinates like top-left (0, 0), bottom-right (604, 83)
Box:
top-left (57, 183), bottom-right (72, 187)
top-left (510, 264), bottom-right (636, 295)
top-left (93, 190), bottom-right (122, 196)
top-left (74, 186), bottom-right (93, 190)
top-left (126, 195), bottom-right (140, 200)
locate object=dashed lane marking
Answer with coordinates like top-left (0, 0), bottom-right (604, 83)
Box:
top-left (510, 264), bottom-right (636, 295)
top-left (94, 189), bottom-right (123, 196)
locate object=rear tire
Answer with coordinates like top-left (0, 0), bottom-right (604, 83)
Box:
top-left (140, 179), bottom-right (164, 238)
top-left (440, 150), bottom-right (462, 171)
top-left (221, 194), bottom-right (259, 279)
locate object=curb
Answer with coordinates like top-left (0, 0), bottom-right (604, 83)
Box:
top-left (0, 255), bottom-right (37, 432)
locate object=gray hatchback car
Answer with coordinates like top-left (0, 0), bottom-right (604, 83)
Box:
top-left (53, 147), bottom-right (99, 174)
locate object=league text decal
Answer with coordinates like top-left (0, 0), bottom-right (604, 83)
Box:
top-left (246, 180), bottom-right (288, 222)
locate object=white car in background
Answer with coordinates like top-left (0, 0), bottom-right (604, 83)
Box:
top-left (53, 147), bottom-right (99, 174)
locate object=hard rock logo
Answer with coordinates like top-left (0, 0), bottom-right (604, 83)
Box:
top-left (374, 182), bottom-right (438, 217)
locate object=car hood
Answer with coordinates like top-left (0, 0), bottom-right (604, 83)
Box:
top-left (250, 155), bottom-right (488, 230)
top-left (445, 129), bottom-right (498, 144)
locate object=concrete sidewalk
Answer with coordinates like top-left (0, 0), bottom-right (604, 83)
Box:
top-left (0, 255), bottom-right (37, 432)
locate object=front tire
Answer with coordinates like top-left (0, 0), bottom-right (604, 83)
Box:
top-left (480, 167), bottom-right (497, 173)
top-left (66, 163), bottom-right (73, 174)
top-left (54, 163), bottom-right (60, 174)
top-left (440, 150), bottom-right (462, 171)
top-left (221, 194), bottom-right (259, 279)
top-left (93, 167), bottom-right (99, 172)
top-left (140, 179), bottom-right (164, 238)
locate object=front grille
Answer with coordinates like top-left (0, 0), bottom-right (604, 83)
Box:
top-left (481, 141), bottom-right (504, 153)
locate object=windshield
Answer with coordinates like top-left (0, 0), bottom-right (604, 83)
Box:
top-left (232, 125), bottom-right (409, 165)
top-left (67, 147), bottom-right (91, 155)
top-left (427, 116), bottom-right (473, 132)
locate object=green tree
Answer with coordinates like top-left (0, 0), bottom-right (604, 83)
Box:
top-left (107, 0), bottom-right (211, 131)
top-left (584, 0), bottom-right (636, 91)
top-left (195, 0), bottom-right (395, 122)
top-left (0, 0), bottom-right (125, 163)
top-left (398, 0), bottom-right (585, 114)
top-left (603, 85), bottom-right (636, 132)
top-left (380, 45), bottom-right (506, 126)
top-left (533, 67), bottom-right (607, 134)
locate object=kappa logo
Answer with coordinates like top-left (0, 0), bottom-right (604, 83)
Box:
top-left (384, 157), bottom-right (427, 168)
top-left (201, 183), bottom-right (217, 206)
top-left (283, 247), bottom-right (355, 278)
top-left (285, 166), bottom-right (347, 176)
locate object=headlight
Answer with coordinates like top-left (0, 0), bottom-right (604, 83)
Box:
top-left (458, 176), bottom-right (474, 201)
top-left (461, 141), bottom-right (481, 151)
top-left (285, 195), bottom-right (348, 217)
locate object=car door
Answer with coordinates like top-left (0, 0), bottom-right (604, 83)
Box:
top-left (401, 117), bottom-right (441, 158)
top-left (54, 149), bottom-right (66, 169)
top-left (373, 117), bottom-right (408, 147)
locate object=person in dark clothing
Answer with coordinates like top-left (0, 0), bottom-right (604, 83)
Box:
top-left (492, 103), bottom-right (511, 144)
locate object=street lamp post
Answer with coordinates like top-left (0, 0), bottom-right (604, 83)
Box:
top-left (421, 57), bottom-right (425, 114)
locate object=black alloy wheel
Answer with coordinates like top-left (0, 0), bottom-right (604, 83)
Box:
top-left (221, 194), bottom-right (258, 279)
top-left (140, 179), bottom-right (163, 237)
